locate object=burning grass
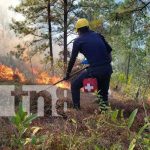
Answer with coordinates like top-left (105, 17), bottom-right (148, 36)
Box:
top-left (36, 71), bottom-right (70, 89)
top-left (0, 64), bottom-right (70, 89)
top-left (0, 64), bottom-right (26, 83)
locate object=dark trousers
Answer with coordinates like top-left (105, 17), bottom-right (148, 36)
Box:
top-left (71, 65), bottom-right (112, 106)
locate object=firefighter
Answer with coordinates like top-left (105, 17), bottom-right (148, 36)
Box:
top-left (65, 18), bottom-right (113, 110)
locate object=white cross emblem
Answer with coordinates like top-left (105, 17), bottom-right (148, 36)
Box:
top-left (85, 83), bottom-right (94, 92)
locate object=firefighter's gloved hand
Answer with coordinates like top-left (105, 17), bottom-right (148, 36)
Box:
top-left (64, 72), bottom-right (70, 80)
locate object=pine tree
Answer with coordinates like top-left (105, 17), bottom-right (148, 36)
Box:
top-left (52, 0), bottom-right (78, 72)
top-left (11, 0), bottom-right (78, 72)
top-left (10, 0), bottom-right (54, 71)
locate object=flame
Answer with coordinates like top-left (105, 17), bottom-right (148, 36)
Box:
top-left (0, 65), bottom-right (70, 89)
top-left (36, 71), bottom-right (70, 89)
top-left (0, 65), bottom-right (26, 82)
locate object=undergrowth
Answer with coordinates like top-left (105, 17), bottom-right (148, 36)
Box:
top-left (0, 101), bottom-right (149, 150)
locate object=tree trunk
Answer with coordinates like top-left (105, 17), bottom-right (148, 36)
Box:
top-left (63, 0), bottom-right (68, 73)
top-left (48, 0), bottom-right (54, 75)
top-left (135, 85), bottom-right (140, 101)
top-left (126, 23), bottom-right (133, 84)
top-left (126, 52), bottom-right (131, 84)
top-left (29, 57), bottom-right (34, 83)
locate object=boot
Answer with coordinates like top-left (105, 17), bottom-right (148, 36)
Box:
top-left (73, 104), bottom-right (80, 110)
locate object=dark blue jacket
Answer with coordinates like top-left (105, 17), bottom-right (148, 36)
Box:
top-left (67, 30), bottom-right (112, 74)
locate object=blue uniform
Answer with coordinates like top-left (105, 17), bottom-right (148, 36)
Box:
top-left (67, 30), bottom-right (112, 107)
top-left (67, 30), bottom-right (112, 74)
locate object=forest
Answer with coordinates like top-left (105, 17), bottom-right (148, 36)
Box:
top-left (0, 0), bottom-right (150, 149)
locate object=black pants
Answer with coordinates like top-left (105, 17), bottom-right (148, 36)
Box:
top-left (71, 65), bottom-right (112, 106)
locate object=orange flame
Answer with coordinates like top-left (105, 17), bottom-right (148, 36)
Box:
top-left (0, 65), bottom-right (26, 82)
top-left (0, 65), bottom-right (70, 89)
top-left (36, 71), bottom-right (70, 89)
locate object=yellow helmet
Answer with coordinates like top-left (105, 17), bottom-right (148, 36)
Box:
top-left (75, 18), bottom-right (89, 32)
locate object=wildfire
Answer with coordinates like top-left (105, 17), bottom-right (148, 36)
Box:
top-left (36, 71), bottom-right (70, 89)
top-left (0, 65), bottom-right (26, 82)
top-left (0, 65), bottom-right (70, 89)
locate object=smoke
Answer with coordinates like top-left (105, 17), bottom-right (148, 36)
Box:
top-left (0, 0), bottom-right (21, 55)
top-left (0, 0), bottom-right (65, 70)
top-left (0, 0), bottom-right (20, 23)
top-left (0, 1), bottom-right (31, 79)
